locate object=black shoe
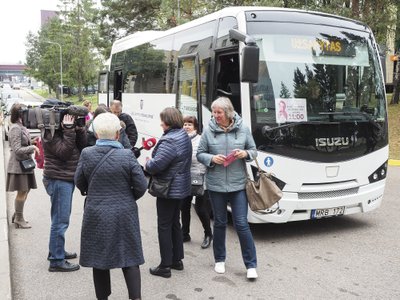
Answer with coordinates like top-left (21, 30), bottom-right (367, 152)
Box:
top-left (149, 265), bottom-right (171, 278)
top-left (48, 260), bottom-right (80, 272)
top-left (201, 235), bottom-right (213, 249)
top-left (183, 235), bottom-right (191, 243)
top-left (47, 251), bottom-right (77, 260)
top-left (171, 260), bottom-right (184, 271)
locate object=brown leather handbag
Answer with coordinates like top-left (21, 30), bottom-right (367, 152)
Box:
top-left (245, 159), bottom-right (282, 213)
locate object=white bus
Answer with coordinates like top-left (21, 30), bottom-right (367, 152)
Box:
top-left (98, 7), bottom-right (388, 223)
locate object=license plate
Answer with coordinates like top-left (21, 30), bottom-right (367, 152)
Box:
top-left (311, 206), bottom-right (345, 219)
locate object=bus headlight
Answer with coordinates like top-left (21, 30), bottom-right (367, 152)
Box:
top-left (368, 161), bottom-right (388, 183)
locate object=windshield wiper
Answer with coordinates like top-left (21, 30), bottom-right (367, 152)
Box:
top-left (261, 121), bottom-right (335, 135)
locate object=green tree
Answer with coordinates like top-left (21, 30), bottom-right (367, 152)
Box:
top-left (60, 0), bottom-right (101, 100)
top-left (25, 0), bottom-right (100, 100)
top-left (96, 0), bottom-right (162, 58)
top-left (279, 82), bottom-right (291, 98)
top-left (25, 18), bottom-right (65, 96)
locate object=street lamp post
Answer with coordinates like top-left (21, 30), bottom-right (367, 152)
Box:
top-left (44, 41), bottom-right (63, 101)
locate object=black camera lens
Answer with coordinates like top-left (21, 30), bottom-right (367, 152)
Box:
top-left (75, 117), bottom-right (86, 127)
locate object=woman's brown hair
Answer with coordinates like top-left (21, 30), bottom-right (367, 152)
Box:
top-left (10, 102), bottom-right (23, 124)
top-left (160, 107), bottom-right (184, 129)
top-left (183, 115), bottom-right (199, 131)
top-left (82, 100), bottom-right (91, 107)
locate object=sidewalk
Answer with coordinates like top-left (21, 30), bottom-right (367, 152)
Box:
top-left (0, 128), bottom-right (12, 300)
top-left (0, 88), bottom-right (42, 300)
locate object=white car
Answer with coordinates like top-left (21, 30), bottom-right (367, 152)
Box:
top-left (12, 83), bottom-right (21, 90)
top-left (3, 100), bottom-right (43, 141)
top-left (1, 90), bottom-right (21, 105)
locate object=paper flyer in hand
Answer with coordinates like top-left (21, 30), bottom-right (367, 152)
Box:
top-left (223, 151), bottom-right (237, 167)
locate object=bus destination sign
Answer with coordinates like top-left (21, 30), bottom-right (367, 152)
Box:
top-left (290, 37), bottom-right (356, 57)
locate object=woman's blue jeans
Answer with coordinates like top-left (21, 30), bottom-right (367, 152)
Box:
top-left (208, 190), bottom-right (257, 269)
top-left (43, 177), bottom-right (74, 267)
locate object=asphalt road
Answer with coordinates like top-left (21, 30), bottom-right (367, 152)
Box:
top-left (3, 91), bottom-right (400, 300)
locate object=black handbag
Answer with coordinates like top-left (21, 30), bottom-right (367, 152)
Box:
top-left (18, 129), bottom-right (36, 172)
top-left (148, 176), bottom-right (172, 198)
top-left (191, 173), bottom-right (204, 196)
top-left (20, 158), bottom-right (36, 172)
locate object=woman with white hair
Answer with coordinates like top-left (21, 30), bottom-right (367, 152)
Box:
top-left (75, 112), bottom-right (147, 300)
top-left (197, 97), bottom-right (259, 280)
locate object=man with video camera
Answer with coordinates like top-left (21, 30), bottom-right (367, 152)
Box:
top-left (42, 113), bottom-right (87, 272)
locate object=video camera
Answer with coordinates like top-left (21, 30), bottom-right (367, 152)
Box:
top-left (21, 99), bottom-right (89, 130)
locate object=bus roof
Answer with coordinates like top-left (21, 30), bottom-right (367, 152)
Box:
top-left (110, 6), bottom-right (369, 56)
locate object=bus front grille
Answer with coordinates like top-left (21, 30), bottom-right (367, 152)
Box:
top-left (298, 187), bottom-right (359, 199)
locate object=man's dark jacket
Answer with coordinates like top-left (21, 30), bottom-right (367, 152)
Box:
top-left (43, 128), bottom-right (87, 181)
top-left (118, 113), bottom-right (138, 148)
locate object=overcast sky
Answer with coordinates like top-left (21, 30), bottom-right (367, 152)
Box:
top-left (0, 0), bottom-right (62, 64)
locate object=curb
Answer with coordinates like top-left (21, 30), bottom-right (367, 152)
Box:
top-left (388, 159), bottom-right (400, 166)
top-left (0, 127), bottom-right (12, 299)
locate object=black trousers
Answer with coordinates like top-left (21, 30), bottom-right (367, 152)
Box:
top-left (93, 266), bottom-right (141, 300)
top-left (156, 197), bottom-right (184, 266)
top-left (181, 191), bottom-right (212, 237)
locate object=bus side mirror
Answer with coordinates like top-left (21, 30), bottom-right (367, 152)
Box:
top-left (241, 45), bottom-right (259, 83)
top-left (229, 29), bottom-right (260, 83)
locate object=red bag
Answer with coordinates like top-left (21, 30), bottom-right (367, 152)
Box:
top-left (34, 137), bottom-right (45, 169)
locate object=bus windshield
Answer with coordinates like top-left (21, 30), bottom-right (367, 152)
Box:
top-left (247, 22), bottom-right (386, 126)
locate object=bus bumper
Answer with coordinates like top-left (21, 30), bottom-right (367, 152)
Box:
top-left (247, 179), bottom-right (386, 223)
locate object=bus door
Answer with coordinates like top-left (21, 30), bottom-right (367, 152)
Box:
top-left (215, 52), bottom-right (241, 115)
top-left (176, 53), bottom-right (202, 130)
top-left (98, 70), bottom-right (109, 106)
top-left (113, 69), bottom-right (123, 101)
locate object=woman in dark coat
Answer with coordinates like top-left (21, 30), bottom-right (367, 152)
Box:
top-left (6, 102), bottom-right (39, 229)
top-left (75, 112), bottom-right (147, 300)
top-left (145, 107), bottom-right (192, 278)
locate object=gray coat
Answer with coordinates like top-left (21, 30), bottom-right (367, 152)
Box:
top-left (197, 113), bottom-right (257, 193)
top-left (7, 123), bottom-right (35, 174)
top-left (74, 145), bottom-right (147, 269)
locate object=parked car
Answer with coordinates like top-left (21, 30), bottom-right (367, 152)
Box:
top-left (3, 100), bottom-right (43, 141)
top-left (84, 85), bottom-right (97, 94)
top-left (1, 97), bottom-right (20, 114)
top-left (12, 83), bottom-right (21, 90)
top-left (1, 91), bottom-right (21, 105)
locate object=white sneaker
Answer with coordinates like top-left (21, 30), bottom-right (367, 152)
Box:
top-left (214, 262), bottom-right (225, 274)
top-left (247, 268), bottom-right (258, 279)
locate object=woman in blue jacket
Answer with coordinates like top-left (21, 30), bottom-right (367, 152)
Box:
top-left (197, 97), bottom-right (258, 280)
top-left (145, 107), bottom-right (192, 278)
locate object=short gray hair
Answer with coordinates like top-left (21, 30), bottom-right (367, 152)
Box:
top-left (92, 112), bottom-right (121, 140)
top-left (211, 97), bottom-right (235, 120)
top-left (110, 100), bottom-right (122, 107)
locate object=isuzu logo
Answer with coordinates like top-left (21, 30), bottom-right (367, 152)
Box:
top-left (315, 137), bottom-right (350, 147)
